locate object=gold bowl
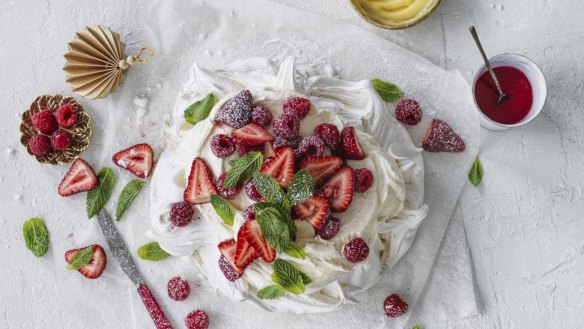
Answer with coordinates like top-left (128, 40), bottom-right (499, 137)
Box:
top-left (350, 0), bottom-right (442, 30)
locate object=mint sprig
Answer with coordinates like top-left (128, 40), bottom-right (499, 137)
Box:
top-left (23, 218), bottom-right (49, 257)
top-left (67, 246), bottom-right (93, 270)
top-left (468, 157), bottom-right (483, 187)
top-left (87, 167), bottom-right (116, 219)
top-left (253, 173), bottom-right (290, 210)
top-left (137, 242), bottom-right (170, 261)
top-left (116, 179), bottom-right (145, 220)
top-left (372, 79), bottom-right (405, 103)
top-left (271, 259), bottom-right (306, 294)
top-left (257, 285), bottom-right (286, 300)
top-left (184, 93), bottom-right (217, 125)
top-left (223, 151), bottom-right (263, 189)
top-left (210, 195), bottom-right (235, 226)
top-left (287, 169), bottom-right (314, 205)
top-left (254, 205), bottom-right (291, 252)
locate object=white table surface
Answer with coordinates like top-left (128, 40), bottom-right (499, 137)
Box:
top-left (1, 1), bottom-right (582, 328)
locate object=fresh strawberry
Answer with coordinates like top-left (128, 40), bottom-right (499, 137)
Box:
top-left (422, 119), bottom-right (465, 153)
top-left (319, 167), bottom-right (354, 213)
top-left (234, 227), bottom-right (259, 269)
top-left (112, 143), bottom-right (154, 178)
top-left (259, 146), bottom-right (294, 189)
top-left (58, 158), bottom-right (98, 197)
top-left (241, 219), bottom-right (276, 263)
top-left (218, 239), bottom-right (244, 275)
top-left (340, 127), bottom-right (365, 160)
top-left (292, 195), bottom-right (330, 229)
top-left (184, 157), bottom-right (217, 204)
top-left (299, 156), bottom-right (342, 187)
top-left (231, 123), bottom-right (273, 146)
top-left (64, 244), bottom-right (107, 279)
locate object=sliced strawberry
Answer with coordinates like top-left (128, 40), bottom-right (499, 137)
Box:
top-left (292, 195), bottom-right (330, 229)
top-left (184, 157), bottom-right (217, 204)
top-left (234, 228), bottom-right (259, 269)
top-left (112, 143), bottom-right (154, 178)
top-left (58, 158), bottom-right (98, 197)
top-left (259, 146), bottom-right (294, 189)
top-left (320, 167), bottom-right (354, 213)
top-left (231, 123), bottom-right (274, 146)
top-left (422, 119), bottom-right (466, 153)
top-left (242, 219), bottom-right (276, 263)
top-left (340, 127), bottom-right (365, 160)
top-left (64, 245), bottom-right (107, 279)
top-left (218, 239), bottom-right (244, 275)
top-left (299, 156), bottom-right (343, 187)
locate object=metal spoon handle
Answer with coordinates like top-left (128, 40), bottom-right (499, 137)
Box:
top-left (469, 26), bottom-right (505, 97)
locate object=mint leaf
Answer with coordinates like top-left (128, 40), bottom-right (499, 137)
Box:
top-left (87, 167), bottom-right (116, 219)
top-left (283, 241), bottom-right (305, 259)
top-left (184, 93), bottom-right (217, 125)
top-left (255, 205), bottom-right (290, 252)
top-left (224, 151), bottom-right (263, 189)
top-left (299, 270), bottom-right (312, 285)
top-left (412, 326), bottom-right (422, 329)
top-left (23, 218), bottom-right (49, 257)
top-left (116, 179), bottom-right (145, 220)
top-left (372, 79), bottom-right (405, 103)
top-left (66, 246), bottom-right (93, 270)
top-left (253, 173), bottom-right (289, 210)
top-left (287, 169), bottom-right (313, 205)
top-left (271, 259), bottom-right (305, 294)
top-left (137, 242), bottom-right (170, 261)
top-left (468, 157), bottom-right (483, 187)
top-left (257, 285), bottom-right (286, 300)
top-left (210, 195), bottom-right (235, 226)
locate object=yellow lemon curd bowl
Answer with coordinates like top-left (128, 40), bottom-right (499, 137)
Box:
top-left (350, 0), bottom-right (442, 30)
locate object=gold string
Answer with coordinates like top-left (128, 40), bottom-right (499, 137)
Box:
top-left (118, 47), bottom-right (154, 70)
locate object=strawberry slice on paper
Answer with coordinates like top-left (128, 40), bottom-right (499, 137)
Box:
top-left (58, 158), bottom-right (98, 197)
top-left (320, 167), bottom-right (354, 213)
top-left (64, 244), bottom-right (107, 279)
top-left (112, 143), bottom-right (154, 178)
top-left (259, 146), bottom-right (295, 189)
top-left (184, 157), bottom-right (217, 205)
top-left (242, 219), bottom-right (276, 263)
top-left (299, 155), bottom-right (343, 187)
top-left (422, 119), bottom-right (465, 153)
top-left (234, 228), bottom-right (260, 269)
top-left (292, 195), bottom-right (330, 229)
top-left (232, 123), bottom-right (274, 146)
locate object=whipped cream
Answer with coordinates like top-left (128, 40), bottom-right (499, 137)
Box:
top-left (148, 57), bottom-right (428, 313)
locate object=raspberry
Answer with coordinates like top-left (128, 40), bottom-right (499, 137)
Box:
top-left (343, 237), bottom-right (369, 263)
top-left (316, 217), bottom-right (340, 240)
top-left (295, 136), bottom-right (325, 159)
top-left (236, 143), bottom-right (263, 156)
top-left (167, 276), bottom-right (190, 301)
top-left (283, 97), bottom-right (311, 119)
top-left (273, 114), bottom-right (300, 139)
top-left (28, 134), bottom-right (52, 156)
top-left (185, 310), bottom-right (209, 329)
top-left (218, 255), bottom-right (242, 281)
top-left (31, 109), bottom-right (58, 134)
top-left (243, 205), bottom-right (255, 221)
top-left (251, 105), bottom-right (273, 127)
top-left (245, 179), bottom-right (264, 202)
top-left (273, 136), bottom-right (301, 149)
top-left (354, 168), bottom-right (374, 193)
top-left (383, 294), bottom-right (408, 318)
top-left (56, 105), bottom-right (78, 128)
top-left (216, 173), bottom-right (241, 199)
top-left (170, 201), bottom-right (195, 227)
top-left (214, 90), bottom-right (252, 129)
top-left (395, 99), bottom-right (422, 126)
top-left (50, 130), bottom-right (72, 151)
top-left (210, 134), bottom-right (235, 158)
top-left (314, 123), bottom-right (340, 150)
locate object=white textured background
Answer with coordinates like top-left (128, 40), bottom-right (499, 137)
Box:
top-left (1, 0), bottom-right (583, 328)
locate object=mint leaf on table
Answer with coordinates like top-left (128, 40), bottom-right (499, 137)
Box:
top-left (223, 151), bottom-right (263, 189)
top-left (87, 167), bottom-right (116, 219)
top-left (271, 259), bottom-right (306, 294)
top-left (287, 169), bottom-right (314, 205)
top-left (23, 218), bottom-right (49, 257)
top-left (66, 246), bottom-right (93, 270)
top-left (257, 285), bottom-right (287, 300)
top-left (184, 93), bottom-right (217, 125)
top-left (468, 157), bottom-right (483, 187)
top-left (253, 173), bottom-right (290, 210)
top-left (115, 179), bottom-right (145, 220)
top-left (210, 194), bottom-right (235, 226)
top-left (137, 242), bottom-right (170, 261)
top-left (372, 78), bottom-right (405, 103)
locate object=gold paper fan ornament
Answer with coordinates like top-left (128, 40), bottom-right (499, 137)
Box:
top-left (63, 26), bottom-right (153, 99)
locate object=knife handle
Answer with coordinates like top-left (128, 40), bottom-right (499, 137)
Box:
top-left (137, 283), bottom-right (174, 329)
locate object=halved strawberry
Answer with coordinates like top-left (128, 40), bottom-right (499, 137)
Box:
top-left (64, 245), bottom-right (107, 279)
top-left (58, 158), bottom-right (98, 197)
top-left (340, 127), bottom-right (365, 160)
top-left (218, 239), bottom-right (244, 275)
top-left (292, 195), bottom-right (330, 229)
top-left (422, 119), bottom-right (465, 153)
top-left (184, 157), bottom-right (217, 204)
top-left (320, 167), bottom-right (354, 213)
top-left (259, 146), bottom-right (294, 189)
top-left (234, 227), bottom-right (259, 269)
top-left (300, 156), bottom-right (343, 187)
top-left (241, 219), bottom-right (276, 263)
top-left (112, 143), bottom-right (154, 178)
top-left (231, 123), bottom-right (274, 146)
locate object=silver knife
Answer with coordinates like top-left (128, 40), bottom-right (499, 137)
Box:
top-left (97, 209), bottom-right (173, 329)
